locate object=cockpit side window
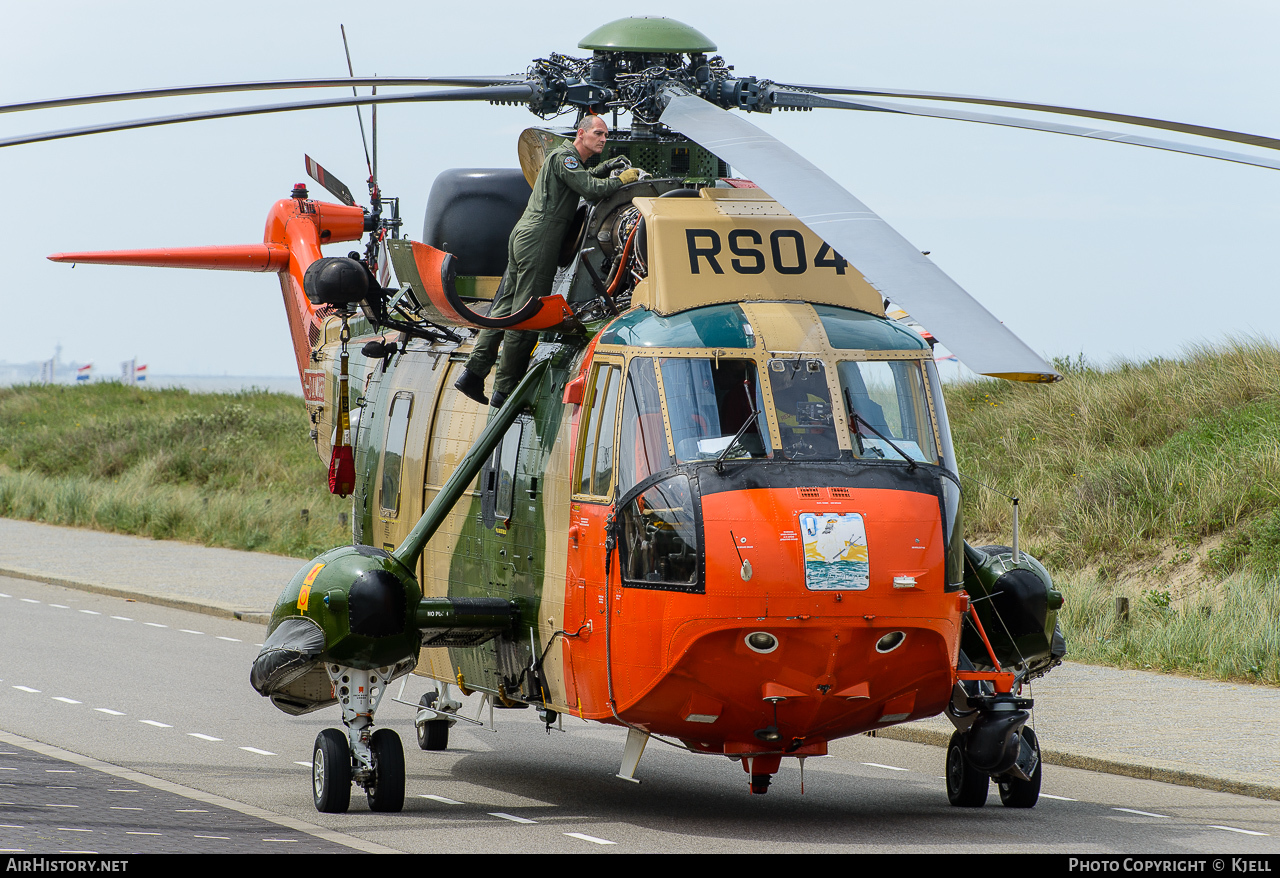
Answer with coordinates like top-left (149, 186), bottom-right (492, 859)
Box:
top-left (768, 359), bottom-right (841, 460)
top-left (659, 357), bottom-right (771, 464)
top-left (837, 360), bottom-right (939, 463)
top-left (618, 357), bottom-right (673, 496)
top-left (575, 361), bottom-right (621, 497)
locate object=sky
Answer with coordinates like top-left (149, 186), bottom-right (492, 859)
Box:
top-left (2, 0), bottom-right (1278, 379)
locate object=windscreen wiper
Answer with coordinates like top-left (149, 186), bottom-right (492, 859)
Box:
top-left (848, 409), bottom-right (919, 471)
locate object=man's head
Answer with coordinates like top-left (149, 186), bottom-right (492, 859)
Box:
top-left (574, 115), bottom-right (608, 160)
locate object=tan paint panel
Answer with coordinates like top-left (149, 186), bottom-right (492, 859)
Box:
top-left (631, 188), bottom-right (884, 317)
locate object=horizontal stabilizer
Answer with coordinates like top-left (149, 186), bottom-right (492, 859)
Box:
top-left (49, 243), bottom-right (290, 272)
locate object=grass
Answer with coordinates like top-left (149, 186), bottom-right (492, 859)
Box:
top-left (3, 341), bottom-right (1279, 684)
top-left (0, 382), bottom-right (347, 558)
top-left (947, 338), bottom-right (1280, 684)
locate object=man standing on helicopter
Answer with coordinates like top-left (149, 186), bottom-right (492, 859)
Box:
top-left (454, 114), bottom-right (642, 408)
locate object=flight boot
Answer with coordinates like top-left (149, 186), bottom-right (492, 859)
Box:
top-left (454, 368), bottom-right (489, 405)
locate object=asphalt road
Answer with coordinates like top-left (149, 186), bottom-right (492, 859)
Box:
top-left (2, 574), bottom-right (1278, 855)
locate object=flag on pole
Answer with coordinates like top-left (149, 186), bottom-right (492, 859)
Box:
top-left (135, 364), bottom-right (147, 383)
top-left (76, 363), bottom-right (92, 382)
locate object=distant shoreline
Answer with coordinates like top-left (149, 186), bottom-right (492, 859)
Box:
top-left (0, 375), bottom-right (301, 395)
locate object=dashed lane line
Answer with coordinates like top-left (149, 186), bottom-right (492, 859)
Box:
top-left (1209, 825), bottom-right (1269, 836)
top-left (1112, 807), bottom-right (1172, 819)
top-left (565, 832), bottom-right (616, 846)
top-left (491, 812), bottom-right (538, 824)
top-left (0, 728), bottom-right (399, 853)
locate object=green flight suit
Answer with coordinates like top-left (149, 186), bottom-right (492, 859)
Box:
top-left (466, 140), bottom-right (625, 396)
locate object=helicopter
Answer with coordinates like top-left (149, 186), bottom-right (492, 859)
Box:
top-left (4, 13), bottom-right (1278, 815)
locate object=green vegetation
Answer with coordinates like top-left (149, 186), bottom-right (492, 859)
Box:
top-left (3, 339), bottom-right (1278, 684)
top-left (948, 338), bottom-right (1280, 684)
top-left (0, 382), bottom-right (347, 558)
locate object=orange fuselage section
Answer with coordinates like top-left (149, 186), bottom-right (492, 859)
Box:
top-left (561, 481), bottom-right (962, 757)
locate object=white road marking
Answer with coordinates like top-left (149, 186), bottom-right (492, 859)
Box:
top-left (45, 770), bottom-right (75, 774)
top-left (95, 709), bottom-right (125, 716)
top-left (1040, 794), bottom-right (1077, 801)
top-left (175, 809), bottom-right (208, 813)
top-left (178, 630), bottom-right (203, 635)
top-left (293, 761), bottom-right (311, 768)
top-left (20, 599), bottom-right (39, 604)
top-left (565, 832), bottom-right (616, 845)
top-left (188, 733), bottom-right (222, 742)
top-left (1208, 825), bottom-right (1269, 836)
top-left (861, 762), bottom-right (909, 771)
top-left (140, 720), bottom-right (172, 728)
top-left (0, 593), bottom-right (9, 597)
top-left (110, 616), bottom-right (133, 621)
top-left (216, 636), bottom-right (241, 642)
top-left (420, 795), bottom-right (464, 805)
top-left (1112, 807), bottom-right (1171, 819)
top-left (56, 827), bottom-right (91, 831)
top-left (491, 812), bottom-right (537, 824)
top-left (78, 610), bottom-right (100, 615)
top-left (125, 832), bottom-right (161, 836)
top-left (108, 790), bottom-right (139, 793)
top-left (49, 604), bottom-right (69, 609)
top-left (263, 839), bottom-right (297, 843)
top-left (195, 835), bottom-right (229, 840)
top-left (240, 747), bottom-right (275, 756)
top-left (110, 807), bottom-right (143, 811)
top-left (144, 622), bottom-right (167, 628)
top-left (52, 697), bottom-right (81, 705)
top-left (46, 804), bottom-right (79, 808)
top-left (13, 686), bottom-right (39, 693)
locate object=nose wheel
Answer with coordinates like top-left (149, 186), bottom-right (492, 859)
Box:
top-left (310, 664), bottom-right (407, 813)
top-left (945, 731), bottom-right (989, 807)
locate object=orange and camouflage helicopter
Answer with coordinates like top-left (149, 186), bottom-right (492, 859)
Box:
top-left (7, 15), bottom-right (1280, 815)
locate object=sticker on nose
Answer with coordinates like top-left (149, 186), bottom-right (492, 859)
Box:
top-left (799, 512), bottom-right (868, 590)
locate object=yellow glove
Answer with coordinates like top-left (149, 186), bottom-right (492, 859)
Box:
top-left (618, 168), bottom-right (641, 185)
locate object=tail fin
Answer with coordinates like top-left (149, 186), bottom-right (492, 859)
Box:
top-left (48, 188), bottom-right (366, 384)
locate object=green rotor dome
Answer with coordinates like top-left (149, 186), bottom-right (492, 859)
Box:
top-left (579, 16), bottom-right (716, 53)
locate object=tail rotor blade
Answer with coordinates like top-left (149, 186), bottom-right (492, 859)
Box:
top-left (304, 155), bottom-right (357, 206)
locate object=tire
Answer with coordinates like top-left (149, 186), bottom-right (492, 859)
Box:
top-left (946, 731), bottom-right (989, 807)
top-left (998, 727), bottom-right (1042, 808)
top-left (313, 729), bottom-right (351, 814)
top-left (367, 728), bottom-right (405, 813)
top-left (749, 774), bottom-right (772, 795)
top-left (416, 691), bottom-right (450, 751)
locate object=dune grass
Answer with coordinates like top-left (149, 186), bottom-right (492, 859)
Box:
top-left (0, 382), bottom-right (347, 558)
top-left (3, 341), bottom-right (1279, 684)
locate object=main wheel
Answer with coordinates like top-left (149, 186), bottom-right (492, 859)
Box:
top-left (749, 774), bottom-right (772, 795)
top-left (998, 727), bottom-right (1042, 808)
top-left (416, 691), bottom-right (450, 751)
top-left (946, 731), bottom-right (989, 807)
top-left (367, 728), bottom-right (405, 813)
top-left (313, 729), bottom-right (351, 814)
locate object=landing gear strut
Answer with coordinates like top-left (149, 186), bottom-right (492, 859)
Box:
top-left (311, 663), bottom-right (406, 813)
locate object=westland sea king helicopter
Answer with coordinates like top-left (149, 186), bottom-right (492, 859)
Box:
top-left (6, 16), bottom-right (1280, 814)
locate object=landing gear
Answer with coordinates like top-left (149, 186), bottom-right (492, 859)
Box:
top-left (415, 690), bottom-right (451, 751)
top-left (945, 731), bottom-right (989, 807)
top-left (997, 727), bottom-right (1042, 808)
top-left (367, 728), bottom-right (405, 812)
top-left (749, 774), bottom-right (772, 795)
top-left (309, 663), bottom-right (408, 814)
top-left (313, 729), bottom-right (352, 813)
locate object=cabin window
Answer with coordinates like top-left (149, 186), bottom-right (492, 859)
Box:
top-left (618, 357), bottom-right (673, 495)
top-left (620, 474), bottom-right (700, 591)
top-left (379, 392), bottom-right (413, 516)
top-left (575, 361), bottom-right (621, 497)
top-left (837, 360), bottom-right (939, 464)
top-left (659, 358), bottom-right (771, 465)
top-left (768, 359), bottom-right (841, 460)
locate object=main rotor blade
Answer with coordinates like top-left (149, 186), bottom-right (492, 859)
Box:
top-left (767, 88), bottom-right (1280, 172)
top-left (769, 82), bottom-right (1280, 152)
top-left (0, 76), bottom-right (527, 115)
top-left (0, 85), bottom-right (536, 149)
top-left (659, 89), bottom-right (1059, 383)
